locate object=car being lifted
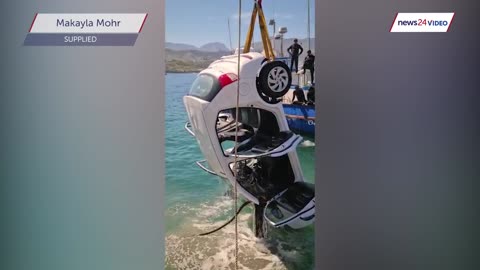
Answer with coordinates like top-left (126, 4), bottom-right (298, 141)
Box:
top-left (184, 52), bottom-right (315, 230)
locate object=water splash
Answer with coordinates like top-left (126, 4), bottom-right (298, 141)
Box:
top-left (165, 197), bottom-right (314, 270)
top-left (300, 139), bottom-right (315, 147)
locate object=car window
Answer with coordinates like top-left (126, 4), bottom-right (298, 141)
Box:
top-left (189, 74), bottom-right (220, 101)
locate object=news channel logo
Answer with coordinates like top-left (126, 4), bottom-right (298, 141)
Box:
top-left (390, 12), bottom-right (455, 32)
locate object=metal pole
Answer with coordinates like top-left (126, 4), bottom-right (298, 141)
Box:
top-left (273, 22), bottom-right (275, 50)
top-left (228, 18), bottom-right (233, 51)
top-left (307, 0), bottom-right (311, 51)
top-left (280, 36), bottom-right (283, 57)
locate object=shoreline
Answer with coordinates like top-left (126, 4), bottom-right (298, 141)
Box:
top-left (165, 71), bottom-right (199, 74)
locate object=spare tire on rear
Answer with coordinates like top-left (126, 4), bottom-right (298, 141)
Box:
top-left (257, 61), bottom-right (292, 98)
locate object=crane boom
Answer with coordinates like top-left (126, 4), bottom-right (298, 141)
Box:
top-left (243, 0), bottom-right (275, 60)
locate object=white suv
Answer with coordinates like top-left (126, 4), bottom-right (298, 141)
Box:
top-left (184, 52), bottom-right (314, 229)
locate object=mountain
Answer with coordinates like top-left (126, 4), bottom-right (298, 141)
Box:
top-left (165, 42), bottom-right (198, 51)
top-left (166, 42), bottom-right (230, 52)
top-left (165, 41), bottom-right (231, 72)
top-left (199, 42), bottom-right (230, 52)
top-left (165, 48), bottom-right (228, 73)
top-left (166, 38), bottom-right (314, 55)
top-left (165, 38), bottom-right (315, 73)
top-left (252, 37), bottom-right (315, 57)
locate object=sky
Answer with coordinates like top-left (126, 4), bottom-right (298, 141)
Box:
top-left (166, 0), bottom-right (315, 48)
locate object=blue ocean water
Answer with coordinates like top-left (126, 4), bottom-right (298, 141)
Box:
top-left (165, 73), bottom-right (315, 270)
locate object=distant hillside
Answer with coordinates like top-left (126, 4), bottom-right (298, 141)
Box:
top-left (166, 42), bottom-right (230, 52)
top-left (165, 48), bottom-right (228, 73)
top-left (253, 38), bottom-right (315, 57)
top-left (200, 42), bottom-right (230, 52)
top-left (165, 38), bottom-right (315, 73)
top-left (165, 42), bottom-right (198, 51)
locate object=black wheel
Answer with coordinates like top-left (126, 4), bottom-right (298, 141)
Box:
top-left (257, 61), bottom-right (292, 98)
top-left (256, 80), bottom-right (281, 104)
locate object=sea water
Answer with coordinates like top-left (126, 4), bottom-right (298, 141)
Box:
top-left (165, 73), bottom-right (315, 270)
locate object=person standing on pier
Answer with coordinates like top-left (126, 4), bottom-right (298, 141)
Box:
top-left (303, 50), bottom-right (315, 83)
top-left (287, 38), bottom-right (303, 72)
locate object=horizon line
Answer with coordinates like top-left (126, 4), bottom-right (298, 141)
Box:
top-left (166, 36), bottom-right (316, 46)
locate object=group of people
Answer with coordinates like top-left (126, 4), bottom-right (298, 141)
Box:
top-left (287, 38), bottom-right (315, 106)
top-left (287, 38), bottom-right (315, 82)
top-left (292, 85), bottom-right (315, 106)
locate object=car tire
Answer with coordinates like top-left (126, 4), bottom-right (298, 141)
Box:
top-left (257, 61), bottom-right (292, 98)
top-left (256, 80), bottom-right (281, 104)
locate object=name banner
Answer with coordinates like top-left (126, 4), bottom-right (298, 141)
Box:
top-left (24, 13), bottom-right (148, 46)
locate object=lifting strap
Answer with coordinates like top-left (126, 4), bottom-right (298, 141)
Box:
top-left (243, 0), bottom-right (275, 60)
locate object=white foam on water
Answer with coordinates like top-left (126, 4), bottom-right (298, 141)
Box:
top-left (166, 197), bottom-right (314, 270)
top-left (300, 139), bottom-right (315, 147)
top-left (166, 202), bottom-right (193, 216)
top-left (195, 198), bottom-right (235, 220)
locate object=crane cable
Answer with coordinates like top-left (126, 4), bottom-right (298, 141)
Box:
top-left (232, 0), bottom-right (243, 269)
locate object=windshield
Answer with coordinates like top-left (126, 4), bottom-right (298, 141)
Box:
top-left (189, 74), bottom-right (221, 101)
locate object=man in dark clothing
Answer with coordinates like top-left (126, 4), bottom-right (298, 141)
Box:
top-left (287, 38), bottom-right (303, 72)
top-left (303, 50), bottom-right (315, 83)
top-left (292, 86), bottom-right (306, 105)
top-left (307, 86), bottom-right (315, 105)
